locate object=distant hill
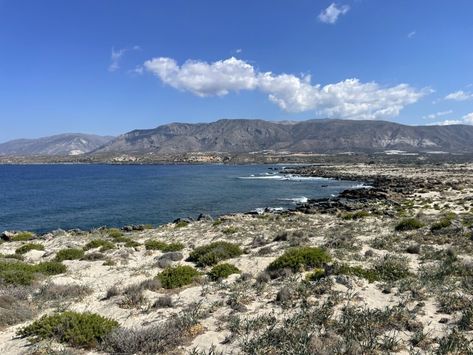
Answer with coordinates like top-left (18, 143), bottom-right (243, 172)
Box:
top-left (93, 119), bottom-right (473, 154)
top-left (0, 133), bottom-right (114, 156)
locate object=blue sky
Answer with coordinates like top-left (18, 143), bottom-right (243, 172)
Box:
top-left (0, 0), bottom-right (472, 142)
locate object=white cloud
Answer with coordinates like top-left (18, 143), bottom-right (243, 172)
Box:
top-left (407, 31), bottom-right (416, 39)
top-left (318, 3), bottom-right (350, 24)
top-left (144, 56), bottom-right (428, 120)
top-left (436, 112), bottom-right (473, 125)
top-left (423, 110), bottom-right (453, 120)
top-left (108, 46), bottom-right (141, 72)
top-left (445, 90), bottom-right (473, 101)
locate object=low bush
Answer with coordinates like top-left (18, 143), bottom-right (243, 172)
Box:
top-left (341, 210), bottom-right (370, 220)
top-left (11, 232), bottom-right (34, 242)
top-left (153, 295), bottom-right (173, 308)
top-left (395, 218), bottom-right (425, 231)
top-left (17, 311), bottom-right (119, 348)
top-left (305, 268), bottom-right (326, 282)
top-left (266, 247), bottom-right (331, 274)
top-left (55, 248), bottom-right (84, 262)
top-left (83, 239), bottom-right (115, 252)
top-left (335, 263), bottom-right (380, 283)
top-left (145, 240), bottom-right (184, 252)
top-left (0, 260), bottom-right (66, 285)
top-left (157, 265), bottom-right (200, 289)
top-left (15, 243), bottom-right (44, 255)
top-left (107, 228), bottom-right (123, 239)
top-left (222, 226), bottom-right (238, 235)
top-left (36, 283), bottom-right (93, 302)
top-left (431, 212), bottom-right (456, 232)
top-left (0, 292), bottom-right (35, 327)
top-left (187, 241), bottom-right (242, 266)
top-left (208, 263), bottom-right (240, 281)
top-left (1, 254), bottom-right (24, 260)
top-left (174, 220), bottom-right (189, 228)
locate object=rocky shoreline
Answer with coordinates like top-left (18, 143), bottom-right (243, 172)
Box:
top-left (1, 162), bottom-right (473, 354)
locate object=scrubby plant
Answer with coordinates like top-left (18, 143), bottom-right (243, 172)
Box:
top-left (0, 260), bottom-right (66, 285)
top-left (431, 212), bottom-right (456, 232)
top-left (266, 247), bottom-right (331, 274)
top-left (157, 265), bottom-right (200, 289)
top-left (107, 228), bottom-right (123, 239)
top-left (153, 295), bottom-right (173, 308)
top-left (222, 226), bottom-right (238, 235)
top-left (145, 240), bottom-right (184, 252)
top-left (102, 303), bottom-right (204, 354)
top-left (175, 220), bottom-right (189, 228)
top-left (334, 263), bottom-right (380, 283)
top-left (83, 239), bottom-right (115, 252)
top-left (187, 241), bottom-right (242, 267)
top-left (55, 248), bottom-right (85, 262)
top-left (15, 243), bottom-right (44, 255)
top-left (1, 253), bottom-right (24, 260)
top-left (372, 254), bottom-right (411, 282)
top-left (341, 210), bottom-right (370, 220)
top-left (36, 283), bottom-right (93, 302)
top-left (395, 218), bottom-right (425, 231)
top-left (305, 268), bottom-right (326, 282)
top-left (208, 263), bottom-right (240, 281)
top-left (11, 232), bottom-right (35, 242)
top-left (212, 219), bottom-right (223, 227)
top-left (17, 311), bottom-right (119, 348)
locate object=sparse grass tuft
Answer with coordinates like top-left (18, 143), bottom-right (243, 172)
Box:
top-left (431, 212), bottom-right (456, 232)
top-left (107, 228), bottom-right (123, 239)
top-left (187, 241), bottom-right (242, 267)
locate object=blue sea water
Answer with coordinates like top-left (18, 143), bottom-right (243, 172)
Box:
top-left (0, 164), bottom-right (360, 233)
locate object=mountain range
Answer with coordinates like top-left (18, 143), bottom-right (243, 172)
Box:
top-left (0, 133), bottom-right (114, 156)
top-left (2, 119), bottom-right (473, 156)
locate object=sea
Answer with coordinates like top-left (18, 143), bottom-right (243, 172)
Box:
top-left (0, 164), bottom-right (362, 233)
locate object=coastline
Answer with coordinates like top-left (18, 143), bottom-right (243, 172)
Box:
top-left (1, 162), bottom-right (473, 354)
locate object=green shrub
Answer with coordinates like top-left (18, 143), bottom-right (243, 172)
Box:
top-left (208, 263), bottom-right (240, 281)
top-left (107, 228), bottom-right (123, 239)
top-left (431, 212), bottom-right (456, 231)
top-left (187, 241), bottom-right (242, 267)
top-left (0, 260), bottom-right (66, 285)
top-left (156, 265), bottom-right (200, 289)
top-left (83, 239), bottom-right (115, 252)
top-left (15, 243), bottom-right (45, 255)
top-left (373, 255), bottom-right (411, 281)
top-left (144, 240), bottom-right (184, 252)
top-left (35, 261), bottom-right (67, 275)
top-left (395, 218), bottom-right (424, 231)
top-left (121, 238), bottom-right (141, 248)
top-left (305, 268), bottom-right (326, 281)
top-left (2, 254), bottom-right (24, 260)
top-left (267, 247), bottom-right (331, 273)
top-left (212, 219), bottom-right (223, 227)
top-left (55, 248), bottom-right (85, 262)
top-left (175, 220), bottom-right (189, 228)
top-left (11, 232), bottom-right (34, 242)
top-left (334, 263), bottom-right (380, 283)
top-left (341, 210), bottom-right (370, 220)
top-left (222, 227), bottom-right (238, 235)
top-left (17, 311), bottom-right (119, 348)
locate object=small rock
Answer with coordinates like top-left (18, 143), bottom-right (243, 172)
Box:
top-left (439, 317), bottom-right (449, 324)
top-left (197, 213), bottom-right (213, 222)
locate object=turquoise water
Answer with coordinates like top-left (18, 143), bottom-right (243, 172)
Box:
top-left (0, 164), bottom-right (359, 233)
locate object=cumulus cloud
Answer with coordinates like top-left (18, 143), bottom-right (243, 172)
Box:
top-left (108, 46), bottom-right (141, 72)
top-left (445, 90), bottom-right (473, 101)
top-left (144, 56), bottom-right (428, 120)
top-left (318, 3), bottom-right (350, 24)
top-left (436, 112), bottom-right (473, 125)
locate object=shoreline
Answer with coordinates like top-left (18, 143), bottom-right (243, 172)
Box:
top-left (2, 162), bottom-right (473, 354)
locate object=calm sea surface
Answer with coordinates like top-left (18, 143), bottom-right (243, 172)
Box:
top-left (0, 164), bottom-right (360, 233)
